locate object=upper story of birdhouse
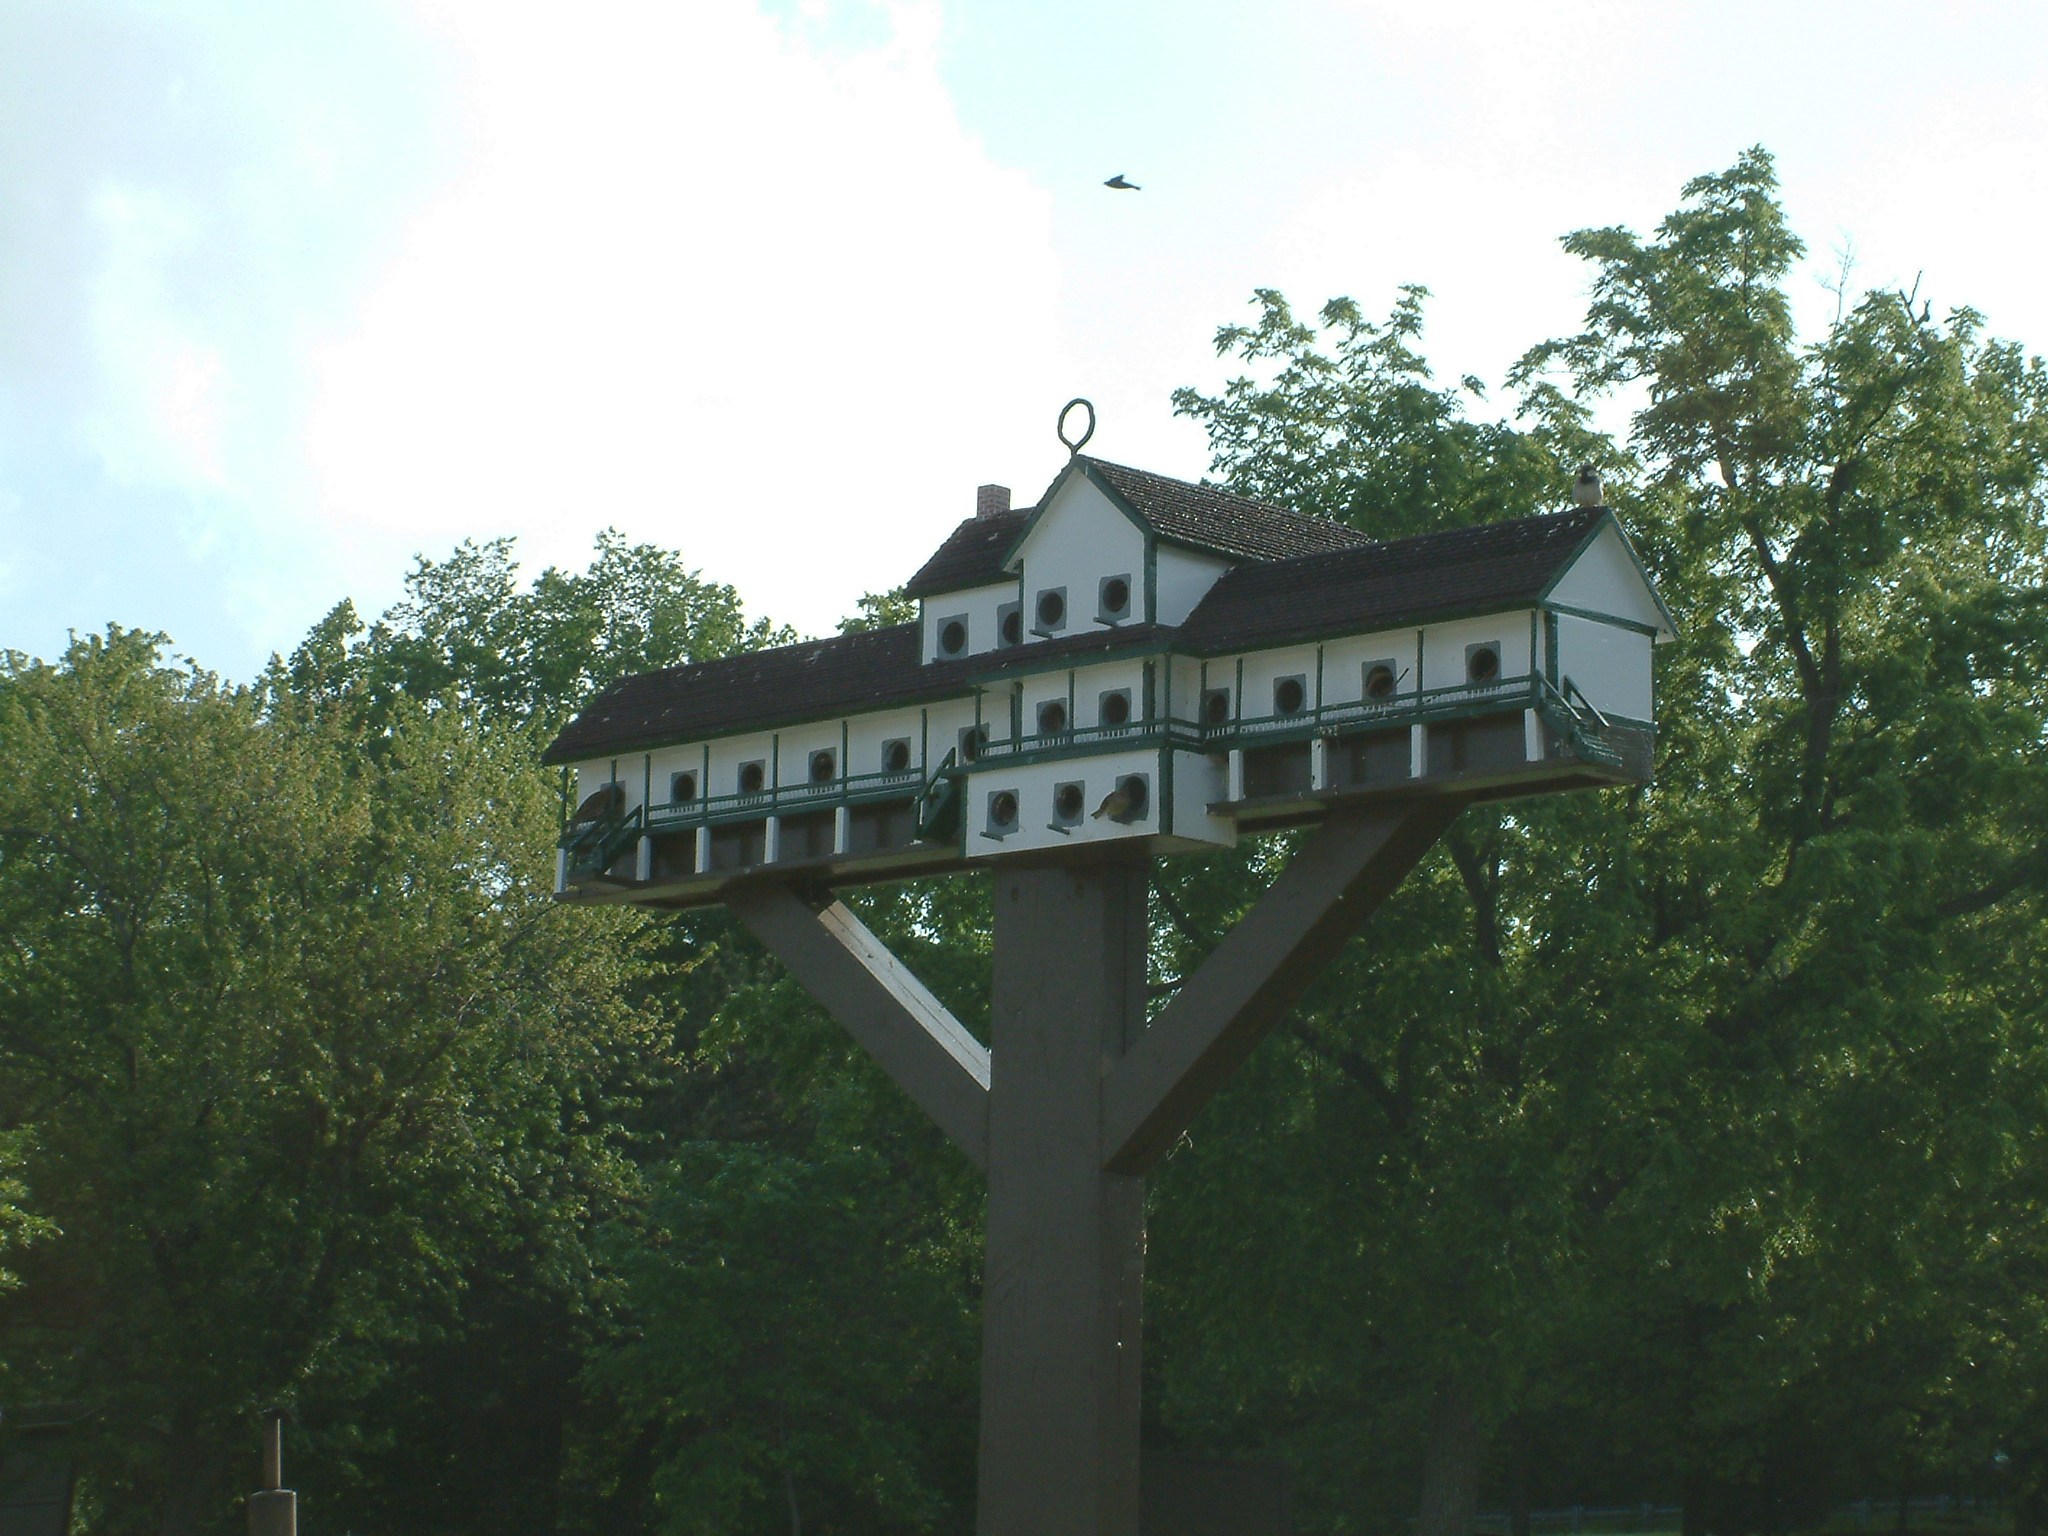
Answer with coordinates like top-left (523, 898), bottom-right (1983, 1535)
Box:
top-left (906, 459), bottom-right (1365, 665)
top-left (543, 450), bottom-right (1675, 909)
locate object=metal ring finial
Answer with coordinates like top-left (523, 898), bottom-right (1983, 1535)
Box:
top-left (1057, 398), bottom-right (1096, 457)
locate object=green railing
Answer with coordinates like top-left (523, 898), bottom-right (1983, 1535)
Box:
top-left (559, 803), bottom-right (643, 882)
top-left (561, 673), bottom-right (1632, 871)
top-left (1197, 671), bottom-right (1542, 746)
top-left (974, 718), bottom-right (1205, 764)
top-left (643, 768), bottom-right (926, 832)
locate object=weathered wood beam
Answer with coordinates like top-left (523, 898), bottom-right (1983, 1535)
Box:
top-left (1099, 800), bottom-right (1463, 1175)
top-left (979, 859), bottom-right (1149, 1536)
top-left (729, 888), bottom-right (991, 1169)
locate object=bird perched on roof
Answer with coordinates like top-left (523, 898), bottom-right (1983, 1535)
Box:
top-left (1093, 781), bottom-right (1144, 821)
top-left (1573, 464), bottom-right (1604, 508)
top-left (1103, 174), bottom-right (1141, 190)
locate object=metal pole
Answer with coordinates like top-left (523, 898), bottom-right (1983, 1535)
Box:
top-left (248, 1410), bottom-right (296, 1536)
top-left (978, 857), bottom-right (1149, 1536)
top-left (261, 1411), bottom-right (281, 1490)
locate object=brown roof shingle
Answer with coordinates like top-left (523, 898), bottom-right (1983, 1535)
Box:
top-left (902, 508), bottom-right (1031, 598)
top-left (1175, 507), bottom-right (1604, 653)
top-left (1084, 458), bottom-right (1369, 562)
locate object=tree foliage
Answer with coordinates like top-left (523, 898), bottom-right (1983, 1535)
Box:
top-left (1145, 145), bottom-right (2048, 1534)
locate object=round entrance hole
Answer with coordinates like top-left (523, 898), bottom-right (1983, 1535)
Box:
top-left (989, 790), bottom-right (1019, 830)
top-left (882, 739), bottom-right (911, 774)
top-left (1467, 645), bottom-right (1501, 684)
top-left (1101, 576), bottom-right (1130, 615)
top-left (1037, 700), bottom-right (1068, 735)
top-left (939, 619), bottom-right (967, 655)
top-left (1054, 782), bottom-right (1084, 821)
top-left (1274, 677), bottom-right (1307, 715)
top-left (1036, 589), bottom-right (1066, 629)
top-left (1366, 663), bottom-right (1397, 700)
top-left (810, 750), bottom-right (835, 783)
top-left (738, 762), bottom-right (766, 794)
top-left (1100, 691), bottom-right (1131, 726)
top-left (1204, 689), bottom-right (1231, 725)
top-left (1001, 609), bottom-right (1023, 646)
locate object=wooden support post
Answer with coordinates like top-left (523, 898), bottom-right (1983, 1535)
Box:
top-left (728, 888), bottom-right (991, 1169)
top-left (731, 804), bottom-right (1462, 1534)
top-left (979, 858), bottom-right (1148, 1536)
top-left (1101, 800), bottom-right (1462, 1175)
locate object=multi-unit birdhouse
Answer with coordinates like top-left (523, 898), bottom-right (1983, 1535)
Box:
top-left (544, 448), bottom-right (1671, 904)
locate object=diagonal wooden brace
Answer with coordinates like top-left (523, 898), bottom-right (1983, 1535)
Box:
top-left (728, 888), bottom-right (991, 1169)
top-left (1099, 800), bottom-right (1463, 1175)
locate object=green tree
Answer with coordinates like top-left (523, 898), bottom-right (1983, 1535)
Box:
top-left (1151, 147), bottom-right (2048, 1535)
top-left (0, 627), bottom-right (652, 1534)
top-left (290, 529), bottom-right (791, 737)
top-left (588, 1132), bottom-right (976, 1536)
top-left (0, 1131), bottom-right (53, 1296)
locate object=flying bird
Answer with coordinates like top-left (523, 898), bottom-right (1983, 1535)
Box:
top-left (1572, 464), bottom-right (1604, 509)
top-left (1103, 174), bottom-right (1141, 191)
top-left (1092, 783), bottom-right (1142, 821)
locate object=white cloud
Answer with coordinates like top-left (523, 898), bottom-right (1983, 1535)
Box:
top-left (9, 0), bottom-right (2048, 674)
top-left (307, 0), bottom-right (1071, 635)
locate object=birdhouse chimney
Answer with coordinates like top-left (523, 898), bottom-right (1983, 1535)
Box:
top-left (977, 484), bottom-right (1011, 519)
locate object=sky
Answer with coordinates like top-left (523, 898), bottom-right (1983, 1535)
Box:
top-left (5, 0), bottom-right (2048, 678)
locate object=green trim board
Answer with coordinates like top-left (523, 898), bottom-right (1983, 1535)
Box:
top-left (1542, 600), bottom-right (1663, 638)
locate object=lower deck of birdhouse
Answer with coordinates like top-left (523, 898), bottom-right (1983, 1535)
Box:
top-left (553, 704), bottom-right (1651, 912)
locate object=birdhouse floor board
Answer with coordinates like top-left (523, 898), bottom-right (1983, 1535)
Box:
top-left (1215, 764), bottom-right (1638, 834)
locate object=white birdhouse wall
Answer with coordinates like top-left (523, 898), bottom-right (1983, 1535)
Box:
top-left (1555, 616), bottom-right (1653, 724)
top-left (1152, 546), bottom-right (1233, 626)
top-left (922, 582), bottom-right (1016, 663)
top-left (1547, 522), bottom-right (1670, 636)
top-left (1014, 476), bottom-right (1149, 634)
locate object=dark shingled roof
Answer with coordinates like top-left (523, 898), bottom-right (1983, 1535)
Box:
top-left (542, 621), bottom-right (1179, 763)
top-left (1176, 506), bottom-right (1605, 654)
top-left (1084, 458), bottom-right (1369, 562)
top-left (903, 507), bottom-right (1032, 598)
top-left (545, 625), bottom-right (936, 764)
top-left (542, 505), bottom-right (1616, 763)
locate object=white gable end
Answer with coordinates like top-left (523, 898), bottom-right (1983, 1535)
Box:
top-left (1013, 471), bottom-right (1148, 633)
top-left (1545, 522), bottom-right (1673, 639)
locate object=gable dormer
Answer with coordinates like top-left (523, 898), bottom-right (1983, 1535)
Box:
top-left (904, 460), bottom-right (1374, 664)
top-left (905, 488), bottom-right (1029, 663)
top-left (1001, 458), bottom-right (1374, 644)
top-left (1007, 462), bottom-right (1152, 640)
